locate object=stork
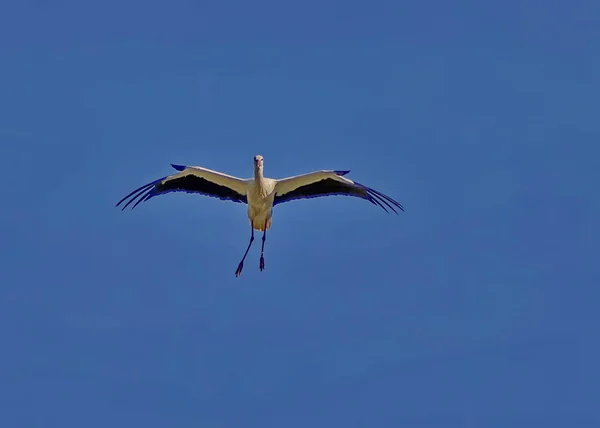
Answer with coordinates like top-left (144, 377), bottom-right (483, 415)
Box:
top-left (116, 155), bottom-right (404, 276)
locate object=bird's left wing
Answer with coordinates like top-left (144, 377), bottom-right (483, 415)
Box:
top-left (116, 164), bottom-right (248, 210)
top-left (273, 170), bottom-right (404, 214)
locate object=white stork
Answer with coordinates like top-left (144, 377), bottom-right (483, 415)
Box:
top-left (116, 155), bottom-right (404, 276)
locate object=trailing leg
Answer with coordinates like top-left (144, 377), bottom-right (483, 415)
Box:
top-left (235, 225), bottom-right (255, 277)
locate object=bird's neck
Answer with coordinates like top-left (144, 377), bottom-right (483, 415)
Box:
top-left (254, 168), bottom-right (264, 184)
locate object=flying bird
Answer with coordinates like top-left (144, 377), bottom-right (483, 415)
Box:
top-left (116, 155), bottom-right (404, 276)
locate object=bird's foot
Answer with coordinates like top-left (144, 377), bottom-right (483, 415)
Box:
top-left (259, 255), bottom-right (265, 271)
top-left (235, 261), bottom-right (244, 277)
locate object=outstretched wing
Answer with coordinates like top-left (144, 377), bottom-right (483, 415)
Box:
top-left (273, 170), bottom-right (404, 214)
top-left (116, 164), bottom-right (248, 210)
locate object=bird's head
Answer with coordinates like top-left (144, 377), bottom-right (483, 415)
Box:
top-left (254, 155), bottom-right (264, 171)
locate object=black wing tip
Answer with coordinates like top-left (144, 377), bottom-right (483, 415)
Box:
top-left (334, 170), bottom-right (351, 176)
top-left (115, 177), bottom-right (166, 210)
top-left (354, 181), bottom-right (404, 214)
top-left (171, 163), bottom-right (186, 171)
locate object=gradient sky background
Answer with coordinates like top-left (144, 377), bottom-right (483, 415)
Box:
top-left (1, 1), bottom-right (599, 427)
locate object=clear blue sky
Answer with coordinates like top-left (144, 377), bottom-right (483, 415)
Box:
top-left (1, 0), bottom-right (599, 427)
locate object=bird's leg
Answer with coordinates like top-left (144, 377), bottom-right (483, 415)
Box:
top-left (259, 220), bottom-right (267, 271)
top-left (235, 226), bottom-right (254, 277)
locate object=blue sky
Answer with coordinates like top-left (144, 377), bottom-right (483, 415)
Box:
top-left (1, 0), bottom-right (599, 426)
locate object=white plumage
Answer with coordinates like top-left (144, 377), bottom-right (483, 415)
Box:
top-left (116, 155), bottom-right (404, 276)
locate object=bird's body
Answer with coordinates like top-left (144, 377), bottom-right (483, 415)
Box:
top-left (246, 179), bottom-right (274, 231)
top-left (245, 157), bottom-right (276, 231)
top-left (116, 154), bottom-right (404, 276)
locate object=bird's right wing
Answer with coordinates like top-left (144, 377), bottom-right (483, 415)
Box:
top-left (273, 170), bottom-right (403, 214)
top-left (116, 164), bottom-right (249, 210)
